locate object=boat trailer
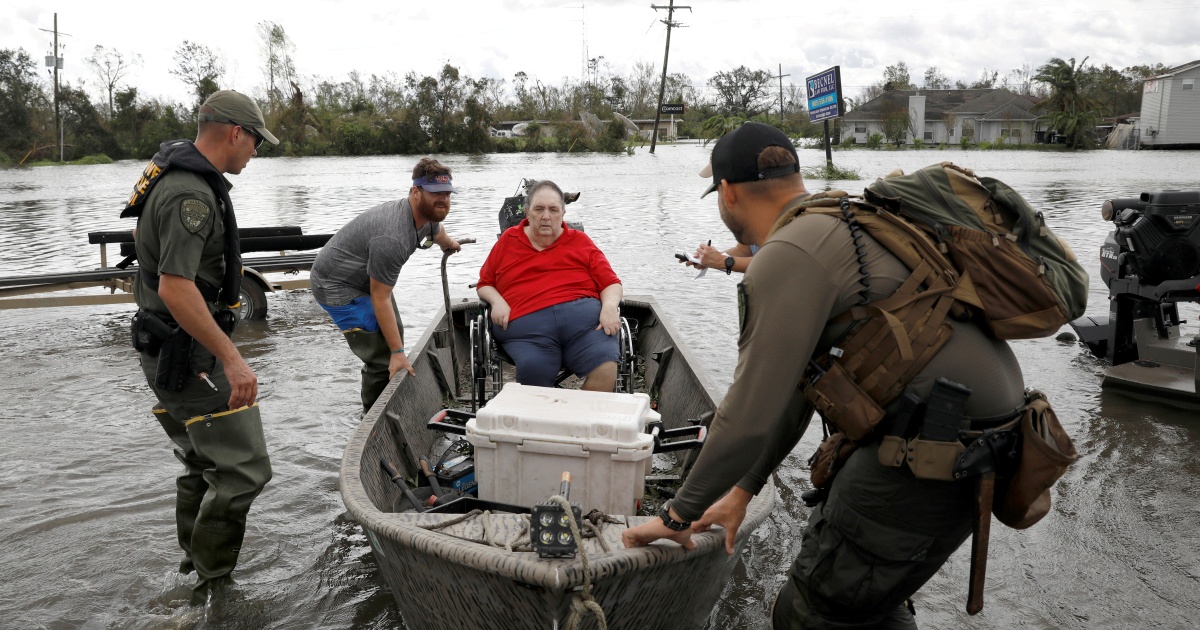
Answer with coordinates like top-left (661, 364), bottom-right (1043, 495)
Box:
top-left (0, 226), bottom-right (331, 320)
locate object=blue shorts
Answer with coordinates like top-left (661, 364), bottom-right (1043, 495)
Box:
top-left (318, 296), bottom-right (380, 332)
top-left (492, 298), bottom-right (619, 387)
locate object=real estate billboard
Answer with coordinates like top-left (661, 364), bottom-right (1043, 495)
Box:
top-left (806, 66), bottom-right (845, 123)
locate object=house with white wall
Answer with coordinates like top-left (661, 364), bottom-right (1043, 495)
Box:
top-left (1137, 60), bottom-right (1200, 149)
top-left (842, 89), bottom-right (1043, 145)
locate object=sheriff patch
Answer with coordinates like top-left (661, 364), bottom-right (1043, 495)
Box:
top-left (180, 199), bottom-right (211, 233)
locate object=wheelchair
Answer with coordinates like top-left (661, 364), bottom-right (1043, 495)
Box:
top-left (469, 302), bottom-right (638, 411)
top-left (469, 178), bottom-right (638, 410)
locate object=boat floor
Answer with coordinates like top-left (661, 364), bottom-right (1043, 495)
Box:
top-left (1102, 319), bottom-right (1200, 409)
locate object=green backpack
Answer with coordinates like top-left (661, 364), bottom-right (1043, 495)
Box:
top-left (859, 161), bottom-right (1090, 339)
top-left (782, 162), bottom-right (1090, 440)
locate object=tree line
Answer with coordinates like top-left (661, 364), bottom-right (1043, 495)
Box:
top-left (0, 22), bottom-right (1174, 163)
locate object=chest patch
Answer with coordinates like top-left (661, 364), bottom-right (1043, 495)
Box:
top-left (180, 199), bottom-right (211, 233)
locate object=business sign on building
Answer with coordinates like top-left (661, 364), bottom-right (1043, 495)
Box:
top-left (806, 66), bottom-right (844, 123)
top-left (660, 103), bottom-right (685, 115)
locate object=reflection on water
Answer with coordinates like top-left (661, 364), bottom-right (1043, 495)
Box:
top-left (2, 148), bottom-right (1200, 628)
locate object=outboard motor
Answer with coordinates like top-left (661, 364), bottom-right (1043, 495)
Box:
top-left (1071, 190), bottom-right (1200, 364)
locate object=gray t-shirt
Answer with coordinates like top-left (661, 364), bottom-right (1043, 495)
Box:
top-left (310, 198), bottom-right (440, 306)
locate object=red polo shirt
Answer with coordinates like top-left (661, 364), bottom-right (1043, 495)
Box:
top-left (477, 220), bottom-right (621, 322)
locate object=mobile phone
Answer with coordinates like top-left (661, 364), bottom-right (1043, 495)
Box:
top-left (674, 253), bottom-right (689, 262)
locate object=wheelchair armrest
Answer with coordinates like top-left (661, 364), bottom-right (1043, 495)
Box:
top-left (427, 408), bottom-right (476, 435)
top-left (647, 422), bottom-right (707, 453)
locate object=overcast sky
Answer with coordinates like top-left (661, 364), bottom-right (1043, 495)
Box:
top-left (4, 0), bottom-right (1200, 107)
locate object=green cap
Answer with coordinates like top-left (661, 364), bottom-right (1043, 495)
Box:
top-left (198, 90), bottom-right (279, 146)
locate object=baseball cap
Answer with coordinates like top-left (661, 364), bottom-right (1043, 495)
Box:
top-left (198, 90), bottom-right (280, 146)
top-left (413, 173), bottom-right (456, 193)
top-left (700, 122), bottom-right (799, 198)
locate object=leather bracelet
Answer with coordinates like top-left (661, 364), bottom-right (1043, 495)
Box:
top-left (391, 348), bottom-right (405, 354)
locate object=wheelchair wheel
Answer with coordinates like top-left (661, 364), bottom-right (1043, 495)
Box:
top-left (469, 315), bottom-right (488, 411)
top-left (617, 317), bottom-right (637, 393)
top-left (469, 312), bottom-right (506, 410)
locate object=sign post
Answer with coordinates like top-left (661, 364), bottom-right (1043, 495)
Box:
top-left (806, 66), bottom-right (845, 168)
top-left (660, 103), bottom-right (685, 141)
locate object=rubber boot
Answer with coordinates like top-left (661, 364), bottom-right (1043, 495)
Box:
top-left (183, 404), bottom-right (272, 605)
top-left (344, 328), bottom-right (393, 412)
top-left (153, 406), bottom-right (208, 575)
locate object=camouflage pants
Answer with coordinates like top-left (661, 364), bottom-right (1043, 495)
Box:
top-left (772, 441), bottom-right (974, 629)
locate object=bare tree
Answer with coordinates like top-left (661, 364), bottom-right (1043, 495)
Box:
top-left (627, 60), bottom-right (658, 117)
top-left (258, 21), bottom-right (296, 116)
top-left (1005, 64), bottom-right (1036, 95)
top-left (923, 66), bottom-right (951, 90)
top-left (170, 41), bottom-right (226, 106)
top-left (84, 45), bottom-right (141, 120)
top-left (970, 68), bottom-right (1000, 89)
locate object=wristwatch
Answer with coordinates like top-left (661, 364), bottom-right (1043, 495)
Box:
top-left (724, 256), bottom-right (735, 275)
top-left (658, 502), bottom-right (692, 531)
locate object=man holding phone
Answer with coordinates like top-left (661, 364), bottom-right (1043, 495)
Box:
top-left (678, 241), bottom-right (756, 275)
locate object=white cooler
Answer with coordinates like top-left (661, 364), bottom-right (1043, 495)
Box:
top-left (465, 383), bottom-right (659, 515)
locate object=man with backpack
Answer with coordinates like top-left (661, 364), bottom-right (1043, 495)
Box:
top-left (624, 122), bottom-right (1078, 628)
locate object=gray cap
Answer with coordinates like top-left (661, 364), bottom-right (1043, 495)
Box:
top-left (198, 90), bottom-right (280, 146)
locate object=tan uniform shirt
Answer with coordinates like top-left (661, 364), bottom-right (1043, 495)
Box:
top-left (672, 204), bottom-right (1026, 521)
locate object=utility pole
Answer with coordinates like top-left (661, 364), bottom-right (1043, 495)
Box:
top-left (40, 13), bottom-right (67, 162)
top-left (773, 64), bottom-right (790, 124)
top-left (649, 1), bottom-right (690, 154)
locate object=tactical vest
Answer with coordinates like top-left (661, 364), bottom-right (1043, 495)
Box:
top-left (121, 140), bottom-right (242, 309)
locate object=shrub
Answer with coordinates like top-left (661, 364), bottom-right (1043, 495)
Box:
top-left (866, 133), bottom-right (884, 149)
top-left (800, 162), bottom-right (861, 180)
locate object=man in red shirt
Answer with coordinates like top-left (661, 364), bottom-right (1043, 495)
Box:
top-left (476, 180), bottom-right (623, 391)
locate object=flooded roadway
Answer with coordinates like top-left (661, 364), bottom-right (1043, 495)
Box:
top-left (2, 146), bottom-right (1199, 628)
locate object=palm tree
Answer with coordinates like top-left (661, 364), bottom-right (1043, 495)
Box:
top-left (1034, 57), bottom-right (1099, 149)
top-left (700, 114), bottom-right (746, 146)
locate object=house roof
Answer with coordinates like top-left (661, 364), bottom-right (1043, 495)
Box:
top-left (1151, 60), bottom-right (1200, 79)
top-left (979, 100), bottom-right (1040, 122)
top-left (949, 90), bottom-right (1039, 115)
top-left (844, 88), bottom-right (1040, 122)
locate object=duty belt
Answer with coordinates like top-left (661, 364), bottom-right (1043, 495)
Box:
top-left (139, 267), bottom-right (222, 303)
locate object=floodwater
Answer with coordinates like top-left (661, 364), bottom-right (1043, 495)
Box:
top-left (2, 145), bottom-right (1199, 629)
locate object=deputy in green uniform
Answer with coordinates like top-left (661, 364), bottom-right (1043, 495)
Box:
top-left (122, 90), bottom-right (278, 606)
top-left (622, 123), bottom-right (1027, 628)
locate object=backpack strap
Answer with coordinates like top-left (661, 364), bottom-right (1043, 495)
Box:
top-left (800, 197), bottom-right (963, 439)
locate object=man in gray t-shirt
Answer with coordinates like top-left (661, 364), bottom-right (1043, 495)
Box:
top-left (310, 157), bottom-right (461, 412)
